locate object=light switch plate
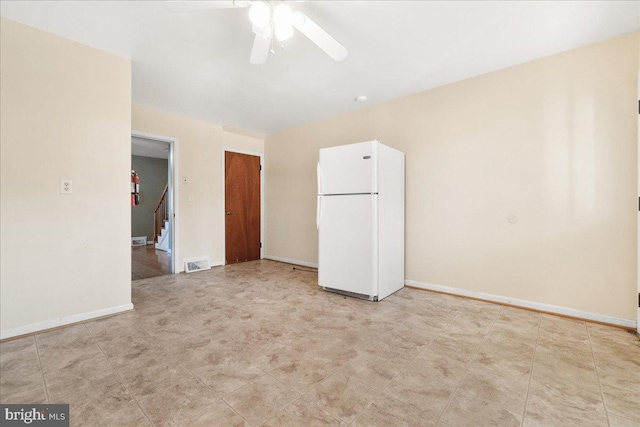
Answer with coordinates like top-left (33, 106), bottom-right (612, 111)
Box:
top-left (60, 180), bottom-right (72, 195)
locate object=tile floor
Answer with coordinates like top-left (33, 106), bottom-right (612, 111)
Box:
top-left (1, 260), bottom-right (639, 426)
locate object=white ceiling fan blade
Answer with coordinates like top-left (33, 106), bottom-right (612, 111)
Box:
top-left (166, 1), bottom-right (249, 13)
top-left (292, 11), bottom-right (348, 61)
top-left (250, 33), bottom-right (272, 64)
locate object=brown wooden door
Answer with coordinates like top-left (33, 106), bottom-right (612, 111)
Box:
top-left (225, 151), bottom-right (261, 264)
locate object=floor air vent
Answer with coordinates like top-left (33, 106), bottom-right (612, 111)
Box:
top-left (184, 258), bottom-right (211, 273)
top-left (131, 236), bottom-right (147, 246)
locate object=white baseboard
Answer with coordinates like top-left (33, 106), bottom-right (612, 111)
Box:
top-left (0, 303), bottom-right (134, 340)
top-left (263, 255), bottom-right (318, 269)
top-left (405, 280), bottom-right (636, 329)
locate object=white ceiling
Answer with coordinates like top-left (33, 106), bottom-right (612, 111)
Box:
top-left (1, 1), bottom-right (638, 135)
top-left (132, 136), bottom-right (170, 159)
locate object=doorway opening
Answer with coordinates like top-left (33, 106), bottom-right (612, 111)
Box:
top-left (223, 148), bottom-right (264, 265)
top-left (131, 131), bottom-right (178, 280)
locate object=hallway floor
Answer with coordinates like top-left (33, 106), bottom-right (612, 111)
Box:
top-left (1, 260), bottom-right (639, 426)
top-left (132, 244), bottom-right (171, 281)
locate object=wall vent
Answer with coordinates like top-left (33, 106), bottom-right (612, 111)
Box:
top-left (131, 236), bottom-right (147, 246)
top-left (184, 257), bottom-right (211, 273)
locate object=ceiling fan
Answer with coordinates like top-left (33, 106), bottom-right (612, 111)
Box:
top-left (166, 1), bottom-right (348, 64)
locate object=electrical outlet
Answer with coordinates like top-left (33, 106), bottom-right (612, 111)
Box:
top-left (60, 180), bottom-right (72, 195)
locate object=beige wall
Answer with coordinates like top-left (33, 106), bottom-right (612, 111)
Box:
top-left (1, 18), bottom-right (132, 336)
top-left (132, 106), bottom-right (264, 271)
top-left (265, 32), bottom-right (639, 321)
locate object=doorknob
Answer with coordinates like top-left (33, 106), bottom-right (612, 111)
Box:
top-left (226, 212), bottom-right (231, 215)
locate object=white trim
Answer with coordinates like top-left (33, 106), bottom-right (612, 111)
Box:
top-left (131, 130), bottom-right (180, 273)
top-left (405, 279), bottom-right (636, 329)
top-left (637, 71), bottom-right (640, 333)
top-left (263, 255), bottom-right (318, 269)
top-left (0, 303), bottom-right (134, 340)
top-left (221, 147), bottom-right (265, 265)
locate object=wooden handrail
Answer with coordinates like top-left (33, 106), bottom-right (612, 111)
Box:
top-left (154, 184), bottom-right (168, 212)
top-left (153, 185), bottom-right (169, 243)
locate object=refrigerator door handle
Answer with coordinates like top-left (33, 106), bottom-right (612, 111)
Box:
top-left (316, 196), bottom-right (321, 230)
top-left (317, 162), bottom-right (322, 195)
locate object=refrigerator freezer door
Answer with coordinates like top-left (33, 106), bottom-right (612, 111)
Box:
top-left (318, 194), bottom-right (377, 297)
top-left (318, 141), bottom-right (378, 195)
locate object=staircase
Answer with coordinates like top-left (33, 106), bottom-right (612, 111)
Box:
top-left (154, 185), bottom-right (170, 252)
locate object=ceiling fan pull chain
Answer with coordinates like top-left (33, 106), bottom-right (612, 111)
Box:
top-left (270, 32), bottom-right (275, 55)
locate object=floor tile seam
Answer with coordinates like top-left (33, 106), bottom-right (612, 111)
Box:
top-left (373, 307), bottom-right (467, 401)
top-left (263, 370), bottom-right (304, 394)
top-left (0, 352), bottom-right (43, 373)
top-left (348, 395), bottom-right (377, 427)
top-left (607, 412), bottom-right (640, 425)
top-left (39, 372), bottom-right (124, 399)
top-left (436, 305), bottom-right (505, 425)
top-left (219, 391), bottom-right (265, 427)
top-left (189, 363), bottom-right (269, 399)
top-left (591, 353), bottom-right (640, 379)
top-left (266, 365), bottom-right (332, 396)
top-left (265, 353), bottom-right (333, 377)
top-left (256, 390), bottom-right (310, 427)
top-left (400, 326), bottom-right (442, 360)
top-left (281, 364), bottom-right (337, 396)
top-left (179, 362), bottom-right (219, 393)
top-left (448, 387), bottom-right (526, 421)
top-left (520, 314), bottom-right (543, 427)
top-left (297, 366), bottom-right (381, 424)
top-left (374, 309), bottom-right (469, 421)
top-left (32, 335), bottom-right (50, 404)
top-left (586, 324), bottom-right (612, 427)
top-left (197, 395), bottom-right (255, 427)
top-left (126, 356), bottom-right (227, 396)
top-left (377, 375), bottom-right (460, 421)
top-left (82, 323), bottom-right (156, 427)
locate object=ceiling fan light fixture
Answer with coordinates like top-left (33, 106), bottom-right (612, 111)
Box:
top-left (291, 11), bottom-right (306, 27)
top-left (275, 23), bottom-right (293, 41)
top-left (273, 4), bottom-right (293, 41)
top-left (248, 1), bottom-right (270, 28)
top-left (273, 3), bottom-right (293, 24)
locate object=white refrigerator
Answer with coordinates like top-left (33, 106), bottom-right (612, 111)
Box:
top-left (317, 140), bottom-right (405, 301)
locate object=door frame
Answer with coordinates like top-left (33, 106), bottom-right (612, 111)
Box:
top-left (222, 147), bottom-right (264, 265)
top-left (132, 130), bottom-right (179, 274)
top-left (637, 71), bottom-right (639, 333)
